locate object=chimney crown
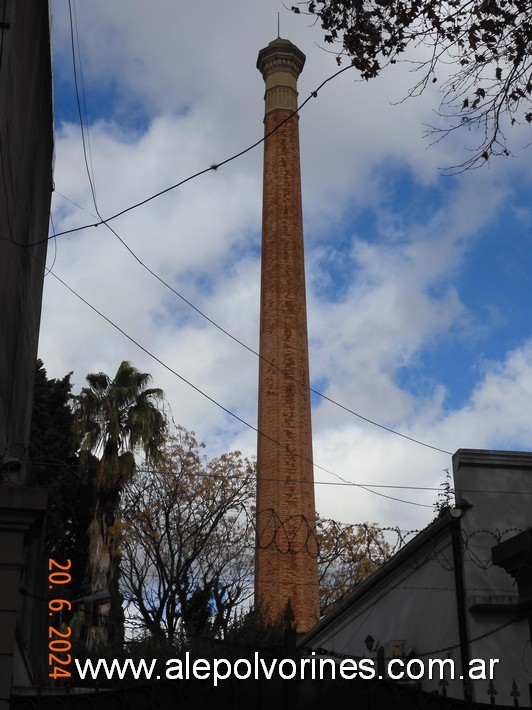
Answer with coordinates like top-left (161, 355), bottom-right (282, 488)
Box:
top-left (257, 38), bottom-right (305, 114)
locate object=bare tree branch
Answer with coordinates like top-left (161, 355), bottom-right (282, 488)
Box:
top-left (293, 0), bottom-right (532, 168)
top-left (119, 426), bottom-right (255, 645)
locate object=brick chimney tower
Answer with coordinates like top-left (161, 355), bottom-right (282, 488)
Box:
top-left (255, 37), bottom-right (320, 632)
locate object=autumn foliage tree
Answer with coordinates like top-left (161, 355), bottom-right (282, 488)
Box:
top-left (119, 425), bottom-right (391, 646)
top-left (317, 516), bottom-right (390, 616)
top-left (293, 0), bottom-right (532, 168)
top-left (32, 359), bottom-right (392, 658)
top-left (119, 426), bottom-right (255, 646)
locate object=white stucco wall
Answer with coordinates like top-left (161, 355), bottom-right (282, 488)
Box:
top-left (304, 449), bottom-right (532, 706)
top-left (454, 450), bottom-right (532, 706)
top-left (306, 519), bottom-right (466, 698)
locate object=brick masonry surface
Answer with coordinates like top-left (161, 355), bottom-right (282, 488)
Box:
top-left (255, 101), bottom-right (320, 632)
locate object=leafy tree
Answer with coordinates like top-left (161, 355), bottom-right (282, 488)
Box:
top-left (293, 0), bottom-right (532, 168)
top-left (119, 426), bottom-right (255, 647)
top-left (317, 516), bottom-right (390, 616)
top-left (119, 426), bottom-right (390, 647)
top-left (71, 360), bottom-right (166, 649)
top-left (29, 360), bottom-right (91, 600)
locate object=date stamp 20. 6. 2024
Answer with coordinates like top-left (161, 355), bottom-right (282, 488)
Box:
top-left (47, 558), bottom-right (73, 681)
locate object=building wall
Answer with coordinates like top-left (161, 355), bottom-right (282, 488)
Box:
top-left (304, 449), bottom-right (532, 705)
top-left (0, 0), bottom-right (53, 705)
top-left (305, 519), bottom-right (465, 698)
top-left (0, 0), bottom-right (53, 482)
top-left (454, 450), bottom-right (532, 706)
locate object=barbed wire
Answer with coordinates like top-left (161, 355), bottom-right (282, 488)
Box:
top-left (254, 512), bottom-right (531, 573)
top-left (461, 527), bottom-right (528, 570)
top-left (256, 509), bottom-right (320, 556)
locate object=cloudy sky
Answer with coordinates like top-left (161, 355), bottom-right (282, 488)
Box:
top-left (41, 0), bottom-right (532, 532)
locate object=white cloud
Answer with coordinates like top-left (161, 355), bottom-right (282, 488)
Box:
top-left (440, 341), bottom-right (532, 449)
top-left (41, 0), bottom-right (532, 536)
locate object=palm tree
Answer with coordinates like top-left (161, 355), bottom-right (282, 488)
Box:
top-left (72, 361), bottom-right (166, 649)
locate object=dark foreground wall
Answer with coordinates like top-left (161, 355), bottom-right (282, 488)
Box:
top-left (0, 0), bottom-right (53, 706)
top-left (10, 677), bottom-right (529, 710)
top-left (0, 0), bottom-right (53, 481)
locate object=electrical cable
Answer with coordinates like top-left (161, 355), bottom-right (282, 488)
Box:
top-left (310, 614), bottom-right (524, 663)
top-left (49, 11), bottom-right (451, 459)
top-left (54, 189), bottom-right (98, 219)
top-left (45, 3), bottom-right (447, 475)
top-left (30, 449), bottom-right (532, 495)
top-left (47, 18), bottom-right (453, 477)
top-left (50, 178), bottom-right (454, 458)
top-left (25, 454), bottom-right (447, 492)
top-left (47, 213), bottom-right (58, 275)
top-left (72, 0), bottom-right (96, 198)
top-left (84, 220), bottom-right (455, 456)
top-left (42, 259), bottom-right (433, 509)
top-left (35, 63), bottom-right (358, 247)
top-left (67, 0), bottom-right (99, 219)
top-left (56, 23), bottom-right (453, 459)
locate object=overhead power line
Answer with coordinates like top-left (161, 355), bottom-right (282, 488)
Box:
top-left (50, 177), bottom-right (452, 457)
top-left (24, 452), bottom-right (532, 497)
top-left (81, 214), bottom-right (453, 457)
top-left (53, 11), bottom-right (453, 459)
top-left (42, 259), bottom-right (434, 509)
top-left (46, 7), bottom-right (451, 471)
top-left (37, 63), bottom-right (357, 248)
